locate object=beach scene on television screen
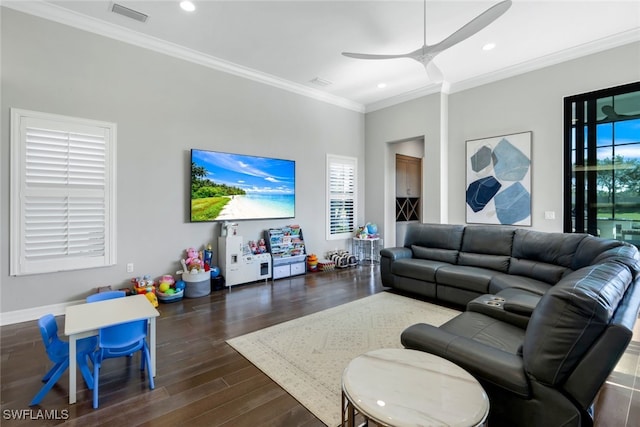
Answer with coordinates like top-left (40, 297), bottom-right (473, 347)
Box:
top-left (191, 150), bottom-right (295, 221)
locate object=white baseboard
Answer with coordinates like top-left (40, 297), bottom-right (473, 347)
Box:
top-left (0, 299), bottom-right (84, 326)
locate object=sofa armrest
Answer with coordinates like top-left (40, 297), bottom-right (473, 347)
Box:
top-left (401, 323), bottom-right (531, 398)
top-left (503, 293), bottom-right (540, 316)
top-left (380, 247), bottom-right (412, 261)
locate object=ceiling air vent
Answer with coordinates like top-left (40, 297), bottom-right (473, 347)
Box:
top-left (309, 77), bottom-right (333, 87)
top-left (111, 3), bottom-right (148, 23)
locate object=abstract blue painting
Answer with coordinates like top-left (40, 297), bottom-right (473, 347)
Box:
top-left (466, 132), bottom-right (532, 225)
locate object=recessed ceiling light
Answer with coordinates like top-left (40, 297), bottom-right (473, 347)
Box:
top-left (482, 43), bottom-right (496, 51)
top-left (180, 1), bottom-right (196, 12)
top-left (377, 83), bottom-right (387, 89)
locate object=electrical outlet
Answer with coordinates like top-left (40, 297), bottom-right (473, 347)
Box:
top-left (544, 211), bottom-right (556, 220)
top-left (126, 263), bottom-right (134, 273)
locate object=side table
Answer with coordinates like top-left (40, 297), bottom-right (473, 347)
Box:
top-left (352, 237), bottom-right (382, 264)
top-left (341, 348), bottom-right (489, 427)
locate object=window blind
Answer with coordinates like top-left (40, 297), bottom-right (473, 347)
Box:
top-left (327, 155), bottom-right (357, 240)
top-left (11, 109), bottom-right (116, 276)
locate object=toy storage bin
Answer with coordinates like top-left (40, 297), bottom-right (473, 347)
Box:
top-left (182, 271), bottom-right (211, 298)
top-left (157, 289), bottom-right (184, 303)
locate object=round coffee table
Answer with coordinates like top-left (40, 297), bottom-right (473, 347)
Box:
top-left (341, 348), bottom-right (489, 427)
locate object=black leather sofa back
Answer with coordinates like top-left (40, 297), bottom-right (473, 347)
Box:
top-left (523, 261), bottom-right (632, 387)
top-left (458, 225), bottom-right (514, 272)
top-left (572, 235), bottom-right (632, 270)
top-left (405, 223), bottom-right (464, 265)
top-left (509, 229), bottom-right (584, 284)
top-left (404, 223), bottom-right (464, 251)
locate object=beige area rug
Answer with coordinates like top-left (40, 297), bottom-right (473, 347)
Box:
top-left (226, 292), bottom-right (460, 426)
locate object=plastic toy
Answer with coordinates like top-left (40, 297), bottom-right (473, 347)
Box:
top-left (158, 274), bottom-right (174, 293)
top-left (157, 275), bottom-right (184, 303)
top-left (145, 292), bottom-right (158, 307)
top-left (131, 275), bottom-right (156, 295)
top-left (307, 254), bottom-right (319, 272)
top-left (210, 266), bottom-right (220, 278)
top-left (204, 244), bottom-right (213, 266)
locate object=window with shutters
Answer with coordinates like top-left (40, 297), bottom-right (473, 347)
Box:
top-left (326, 154), bottom-right (357, 240)
top-left (10, 109), bottom-right (116, 276)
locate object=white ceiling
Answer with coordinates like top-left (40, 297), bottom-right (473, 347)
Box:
top-left (5, 1), bottom-right (640, 112)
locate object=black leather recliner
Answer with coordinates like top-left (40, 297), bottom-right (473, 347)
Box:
top-left (401, 259), bottom-right (640, 426)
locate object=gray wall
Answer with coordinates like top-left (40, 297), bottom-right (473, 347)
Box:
top-left (366, 42), bottom-right (640, 245)
top-left (1, 9), bottom-right (365, 316)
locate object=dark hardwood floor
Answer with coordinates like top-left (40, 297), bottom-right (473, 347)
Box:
top-left (1, 265), bottom-right (638, 426)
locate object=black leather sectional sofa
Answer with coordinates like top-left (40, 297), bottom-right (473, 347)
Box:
top-left (380, 223), bottom-right (640, 426)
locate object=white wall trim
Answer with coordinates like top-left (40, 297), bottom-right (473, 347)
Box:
top-left (5, 1), bottom-right (638, 116)
top-left (366, 83), bottom-right (444, 113)
top-left (365, 28), bottom-right (640, 113)
top-left (0, 299), bottom-right (84, 326)
top-left (449, 28), bottom-right (640, 95)
top-left (2, 1), bottom-right (365, 113)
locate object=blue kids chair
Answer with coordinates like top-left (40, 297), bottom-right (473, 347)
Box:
top-left (86, 290), bottom-right (126, 303)
top-left (92, 319), bottom-right (154, 408)
top-left (30, 314), bottom-right (97, 406)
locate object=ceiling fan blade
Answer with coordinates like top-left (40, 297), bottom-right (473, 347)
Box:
top-left (431, 0), bottom-right (512, 53)
top-left (424, 60), bottom-right (444, 83)
top-left (342, 52), bottom-right (410, 60)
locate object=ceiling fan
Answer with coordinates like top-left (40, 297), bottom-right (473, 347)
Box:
top-left (342, 0), bottom-right (513, 82)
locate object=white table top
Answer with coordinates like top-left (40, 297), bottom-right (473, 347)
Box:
top-left (65, 294), bottom-right (159, 336)
top-left (342, 348), bottom-right (489, 427)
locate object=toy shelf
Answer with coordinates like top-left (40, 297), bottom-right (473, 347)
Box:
top-left (265, 225), bottom-right (307, 280)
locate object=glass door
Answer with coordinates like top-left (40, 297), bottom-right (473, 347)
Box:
top-left (564, 82), bottom-right (640, 244)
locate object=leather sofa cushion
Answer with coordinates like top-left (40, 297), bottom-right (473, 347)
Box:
top-left (411, 245), bottom-right (459, 264)
top-left (403, 223), bottom-right (464, 250)
top-left (591, 244), bottom-right (640, 275)
top-left (391, 258), bottom-right (450, 282)
top-left (508, 258), bottom-right (570, 285)
top-left (458, 226), bottom-right (514, 273)
top-left (490, 273), bottom-right (552, 296)
top-left (441, 311), bottom-right (525, 354)
top-left (436, 265), bottom-right (495, 294)
top-left (572, 235), bottom-right (630, 270)
top-left (460, 225), bottom-right (515, 256)
top-left (512, 229), bottom-right (586, 269)
top-left (523, 262), bottom-right (632, 386)
top-left (459, 252), bottom-right (510, 272)
top-left (401, 321), bottom-right (530, 398)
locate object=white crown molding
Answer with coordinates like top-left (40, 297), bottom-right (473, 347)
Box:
top-left (0, 299), bottom-right (84, 326)
top-left (366, 28), bottom-right (640, 113)
top-left (3, 2), bottom-right (638, 117)
top-left (449, 27), bottom-right (640, 95)
top-left (2, 1), bottom-right (366, 113)
top-left (365, 83), bottom-right (444, 113)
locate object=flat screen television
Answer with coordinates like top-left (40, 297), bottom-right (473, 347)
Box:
top-left (190, 149), bottom-right (295, 222)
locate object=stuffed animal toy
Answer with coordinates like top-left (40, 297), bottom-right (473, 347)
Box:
top-left (185, 247), bottom-right (203, 272)
top-left (185, 247), bottom-right (199, 265)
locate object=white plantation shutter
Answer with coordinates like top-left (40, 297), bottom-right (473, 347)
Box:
top-left (327, 154), bottom-right (357, 240)
top-left (10, 109), bottom-right (116, 275)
